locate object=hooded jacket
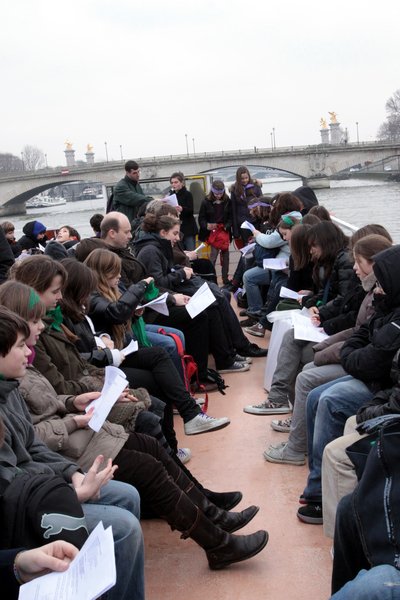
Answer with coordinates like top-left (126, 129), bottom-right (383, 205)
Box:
top-left (17, 220), bottom-right (47, 251)
top-left (292, 186), bottom-right (319, 215)
top-left (340, 245), bottom-right (400, 391)
top-left (134, 233), bottom-right (188, 290)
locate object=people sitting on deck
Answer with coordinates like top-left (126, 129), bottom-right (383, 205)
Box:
top-left (0, 221), bottom-right (22, 258)
top-left (0, 284), bottom-right (268, 572)
top-left (244, 220), bottom-right (354, 417)
top-left (264, 232), bottom-right (393, 469)
top-left (17, 220), bottom-right (47, 253)
top-left (296, 244), bottom-right (400, 525)
top-left (0, 308), bottom-right (146, 600)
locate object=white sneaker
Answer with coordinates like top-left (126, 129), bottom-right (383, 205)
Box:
top-left (177, 448), bottom-right (192, 464)
top-left (234, 354), bottom-right (253, 364)
top-left (184, 413), bottom-right (230, 435)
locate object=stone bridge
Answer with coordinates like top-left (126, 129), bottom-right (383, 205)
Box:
top-left (1, 141), bottom-right (400, 215)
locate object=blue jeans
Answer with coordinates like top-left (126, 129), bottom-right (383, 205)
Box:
top-left (83, 480), bottom-right (144, 600)
top-left (331, 565), bottom-right (400, 599)
top-left (303, 376), bottom-right (373, 501)
top-left (242, 266), bottom-right (270, 312)
top-left (183, 235), bottom-right (196, 251)
top-left (145, 324), bottom-right (185, 380)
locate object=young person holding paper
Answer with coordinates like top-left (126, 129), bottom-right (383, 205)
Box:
top-left (169, 171), bottom-right (198, 251)
top-left (0, 300), bottom-right (268, 572)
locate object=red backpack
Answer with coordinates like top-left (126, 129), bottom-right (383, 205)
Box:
top-left (157, 328), bottom-right (208, 413)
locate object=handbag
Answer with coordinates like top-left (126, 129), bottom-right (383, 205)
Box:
top-left (208, 224), bottom-right (230, 251)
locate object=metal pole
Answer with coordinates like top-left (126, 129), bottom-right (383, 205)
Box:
top-left (273, 127), bottom-right (276, 150)
top-left (120, 145), bottom-right (123, 160)
top-left (185, 134), bottom-right (189, 156)
top-left (270, 132), bottom-right (273, 150)
top-left (104, 141), bottom-right (109, 162)
top-left (21, 152), bottom-right (25, 171)
top-left (45, 154), bottom-right (48, 168)
top-left (192, 138), bottom-right (196, 154)
top-left (356, 122), bottom-right (359, 144)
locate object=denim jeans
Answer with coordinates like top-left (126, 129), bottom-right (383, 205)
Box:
top-left (145, 323), bottom-right (185, 380)
top-left (243, 266), bottom-right (270, 312)
top-left (303, 376), bottom-right (373, 501)
top-left (83, 480), bottom-right (144, 600)
top-left (331, 565), bottom-right (400, 599)
top-left (182, 235), bottom-right (196, 251)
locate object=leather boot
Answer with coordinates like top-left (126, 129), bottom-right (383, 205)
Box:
top-left (184, 480), bottom-right (259, 533)
top-left (172, 452), bottom-right (243, 510)
top-left (169, 493), bottom-right (268, 570)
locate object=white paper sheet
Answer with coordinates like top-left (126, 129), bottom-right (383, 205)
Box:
top-left (137, 291), bottom-right (169, 316)
top-left (185, 282), bottom-right (216, 319)
top-left (263, 258), bottom-right (288, 270)
top-left (240, 242), bottom-right (256, 256)
top-left (121, 339), bottom-right (138, 355)
top-left (240, 220), bottom-right (256, 232)
top-left (279, 286), bottom-right (307, 301)
top-left (19, 522), bottom-right (116, 600)
top-left (86, 366), bottom-right (128, 432)
top-left (292, 311), bottom-right (329, 343)
top-left (194, 242), bottom-right (206, 253)
top-left (162, 193), bottom-right (178, 206)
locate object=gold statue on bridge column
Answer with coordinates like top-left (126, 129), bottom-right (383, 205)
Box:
top-left (86, 143), bottom-right (94, 152)
top-left (328, 112), bottom-right (338, 124)
top-left (64, 140), bottom-right (73, 150)
top-left (320, 118), bottom-right (328, 129)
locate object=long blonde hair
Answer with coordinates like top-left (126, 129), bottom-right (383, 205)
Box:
top-left (84, 248), bottom-right (129, 349)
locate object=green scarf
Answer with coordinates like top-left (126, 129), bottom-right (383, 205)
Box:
top-left (130, 281), bottom-right (160, 348)
top-left (47, 305), bottom-right (64, 332)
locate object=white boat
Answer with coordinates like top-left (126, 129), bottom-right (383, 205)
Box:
top-left (26, 195), bottom-right (66, 209)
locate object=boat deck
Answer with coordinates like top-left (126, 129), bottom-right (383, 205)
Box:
top-left (142, 303), bottom-right (332, 600)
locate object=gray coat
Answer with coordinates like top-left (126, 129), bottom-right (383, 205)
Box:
top-left (0, 379), bottom-right (79, 486)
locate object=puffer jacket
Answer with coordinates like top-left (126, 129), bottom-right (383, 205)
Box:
top-left (134, 233), bottom-right (187, 290)
top-left (20, 366), bottom-right (128, 471)
top-left (317, 271), bottom-right (366, 335)
top-left (303, 248), bottom-right (354, 309)
top-left (340, 245), bottom-right (400, 392)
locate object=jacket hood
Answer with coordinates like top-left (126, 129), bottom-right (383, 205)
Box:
top-left (293, 186), bottom-right (318, 213)
top-left (134, 232), bottom-right (168, 252)
top-left (22, 220), bottom-right (46, 239)
top-left (373, 245), bottom-right (400, 308)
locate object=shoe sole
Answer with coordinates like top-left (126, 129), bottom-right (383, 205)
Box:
top-left (243, 407), bottom-right (291, 415)
top-left (218, 366), bottom-right (250, 374)
top-left (297, 512), bottom-right (323, 525)
top-left (223, 505), bottom-right (260, 533)
top-left (263, 451), bottom-right (305, 466)
top-left (185, 420), bottom-right (230, 435)
top-left (208, 531), bottom-right (269, 570)
top-left (244, 329), bottom-right (265, 338)
top-left (270, 424), bottom-right (291, 432)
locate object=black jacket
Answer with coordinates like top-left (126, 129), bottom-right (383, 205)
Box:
top-left (0, 227), bottom-right (14, 283)
top-left (198, 197), bottom-right (231, 242)
top-left (134, 233), bottom-right (187, 291)
top-left (303, 248), bottom-right (354, 309)
top-left (62, 314), bottom-right (115, 368)
top-left (172, 187), bottom-right (198, 237)
top-left (341, 245), bottom-right (400, 393)
top-left (318, 271), bottom-right (366, 335)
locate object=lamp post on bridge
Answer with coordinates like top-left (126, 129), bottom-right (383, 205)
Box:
top-left (270, 132), bottom-right (273, 151)
top-left (192, 138), bottom-right (196, 155)
top-left (272, 127), bottom-right (276, 150)
top-left (356, 122), bottom-right (359, 144)
top-left (104, 141), bottom-right (109, 163)
top-left (120, 145), bottom-right (123, 160)
top-left (21, 152), bottom-right (25, 171)
top-left (45, 154), bottom-right (48, 168)
top-left (185, 133), bottom-right (189, 156)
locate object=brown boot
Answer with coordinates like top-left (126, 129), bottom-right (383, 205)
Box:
top-left (184, 480), bottom-right (259, 533)
top-left (168, 493), bottom-right (268, 570)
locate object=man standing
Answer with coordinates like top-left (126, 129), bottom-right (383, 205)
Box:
top-left (113, 160), bottom-right (153, 223)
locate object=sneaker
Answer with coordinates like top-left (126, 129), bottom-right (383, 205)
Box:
top-left (240, 317), bottom-right (256, 327)
top-left (297, 503), bottom-right (323, 524)
top-left (271, 416), bottom-right (292, 432)
top-left (234, 354), bottom-right (253, 364)
top-left (263, 442), bottom-right (305, 465)
top-left (239, 343), bottom-right (268, 358)
top-left (218, 361), bottom-right (250, 374)
top-left (244, 323), bottom-right (266, 338)
top-left (177, 448), bottom-right (192, 464)
top-left (184, 413), bottom-right (230, 435)
top-left (243, 401), bottom-right (291, 415)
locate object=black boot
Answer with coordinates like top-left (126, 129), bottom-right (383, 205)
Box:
top-left (185, 481), bottom-right (259, 534)
top-left (169, 494), bottom-right (268, 570)
top-left (171, 453), bottom-right (243, 511)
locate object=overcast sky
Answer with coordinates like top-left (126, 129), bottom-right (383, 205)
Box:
top-left (1, 0), bottom-right (400, 167)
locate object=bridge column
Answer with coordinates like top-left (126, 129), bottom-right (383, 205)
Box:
top-left (0, 199), bottom-right (27, 217)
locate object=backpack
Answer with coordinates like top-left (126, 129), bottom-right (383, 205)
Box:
top-left (157, 328), bottom-right (209, 412)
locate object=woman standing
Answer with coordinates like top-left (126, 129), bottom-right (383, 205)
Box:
top-left (169, 172), bottom-right (198, 251)
top-left (230, 166), bottom-right (262, 246)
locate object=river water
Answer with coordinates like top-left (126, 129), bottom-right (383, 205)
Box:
top-left (8, 178), bottom-right (400, 242)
